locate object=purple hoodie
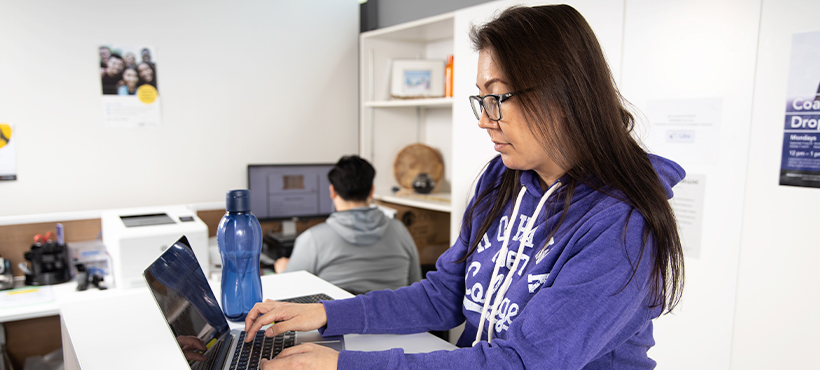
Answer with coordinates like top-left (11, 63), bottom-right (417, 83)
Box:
top-left (321, 154), bottom-right (685, 369)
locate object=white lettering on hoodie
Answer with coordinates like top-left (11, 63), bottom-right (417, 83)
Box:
top-left (464, 271), bottom-right (505, 313)
top-left (493, 298), bottom-right (519, 333)
top-left (477, 233), bottom-right (492, 253)
top-left (470, 182), bottom-right (562, 345)
top-left (496, 216), bottom-right (509, 242)
top-left (528, 273), bottom-right (549, 293)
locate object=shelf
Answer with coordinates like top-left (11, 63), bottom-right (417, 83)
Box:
top-left (361, 11), bottom-right (456, 237)
top-left (364, 98), bottom-right (453, 108)
top-left (374, 192), bottom-right (451, 213)
top-left (361, 12), bottom-right (454, 42)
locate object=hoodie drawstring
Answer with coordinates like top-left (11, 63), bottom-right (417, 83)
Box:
top-left (472, 187), bottom-right (527, 346)
top-left (472, 181), bottom-right (562, 346)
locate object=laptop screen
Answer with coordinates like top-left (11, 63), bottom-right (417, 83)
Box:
top-left (144, 237), bottom-right (230, 367)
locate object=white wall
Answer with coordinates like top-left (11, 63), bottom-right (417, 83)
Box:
top-left (0, 0), bottom-right (359, 217)
top-left (732, 1), bottom-right (820, 368)
top-left (620, 1), bottom-right (761, 368)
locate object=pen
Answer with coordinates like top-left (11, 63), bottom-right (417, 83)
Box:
top-left (56, 223), bottom-right (64, 245)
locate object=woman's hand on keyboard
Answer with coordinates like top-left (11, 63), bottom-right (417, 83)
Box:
top-left (259, 343), bottom-right (338, 370)
top-left (244, 300), bottom-right (328, 342)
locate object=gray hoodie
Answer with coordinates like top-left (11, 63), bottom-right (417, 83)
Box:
top-left (283, 207), bottom-right (422, 294)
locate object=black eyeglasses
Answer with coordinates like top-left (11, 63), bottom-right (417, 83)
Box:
top-left (469, 89), bottom-right (531, 121)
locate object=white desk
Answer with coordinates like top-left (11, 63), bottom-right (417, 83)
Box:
top-left (0, 279), bottom-right (144, 323)
top-left (60, 271), bottom-right (456, 370)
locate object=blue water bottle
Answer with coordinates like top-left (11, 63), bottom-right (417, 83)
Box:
top-left (217, 189), bottom-right (263, 321)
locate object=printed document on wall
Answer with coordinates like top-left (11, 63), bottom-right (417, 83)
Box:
top-left (780, 31), bottom-right (820, 188)
top-left (669, 174), bottom-right (706, 259)
top-left (0, 123), bottom-right (16, 181)
top-left (644, 98), bottom-right (722, 166)
top-left (98, 44), bottom-right (162, 128)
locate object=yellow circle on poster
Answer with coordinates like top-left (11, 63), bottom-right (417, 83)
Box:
top-left (137, 85), bottom-right (158, 104)
top-left (0, 124), bottom-right (11, 150)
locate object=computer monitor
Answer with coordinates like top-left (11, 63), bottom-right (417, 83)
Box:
top-left (247, 163), bottom-right (335, 221)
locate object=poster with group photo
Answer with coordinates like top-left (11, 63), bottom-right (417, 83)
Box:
top-left (780, 31), bottom-right (820, 188)
top-left (99, 45), bottom-right (162, 128)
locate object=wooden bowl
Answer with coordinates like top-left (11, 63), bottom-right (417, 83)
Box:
top-left (393, 143), bottom-right (444, 190)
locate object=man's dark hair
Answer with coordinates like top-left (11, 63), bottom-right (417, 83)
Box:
top-left (108, 53), bottom-right (123, 61)
top-left (328, 155), bottom-right (375, 201)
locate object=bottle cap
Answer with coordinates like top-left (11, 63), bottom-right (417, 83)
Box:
top-left (225, 189), bottom-right (251, 212)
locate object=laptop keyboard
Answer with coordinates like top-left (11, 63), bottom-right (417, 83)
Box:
top-left (228, 294), bottom-right (334, 370)
top-left (279, 293), bottom-right (334, 304)
top-left (230, 330), bottom-right (295, 370)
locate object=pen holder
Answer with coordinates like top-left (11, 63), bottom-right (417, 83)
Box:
top-left (23, 242), bottom-right (72, 286)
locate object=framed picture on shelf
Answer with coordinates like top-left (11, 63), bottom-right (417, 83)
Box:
top-left (390, 59), bottom-right (445, 99)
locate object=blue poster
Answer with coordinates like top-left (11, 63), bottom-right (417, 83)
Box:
top-left (781, 31), bottom-right (820, 188)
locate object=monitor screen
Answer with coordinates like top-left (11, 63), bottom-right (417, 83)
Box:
top-left (247, 164), bottom-right (335, 221)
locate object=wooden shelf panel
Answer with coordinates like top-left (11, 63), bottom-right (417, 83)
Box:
top-left (374, 192), bottom-right (451, 213)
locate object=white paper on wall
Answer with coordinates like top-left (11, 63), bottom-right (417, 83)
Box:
top-left (99, 45), bottom-right (162, 129)
top-left (669, 173), bottom-right (706, 258)
top-left (644, 98), bottom-right (722, 166)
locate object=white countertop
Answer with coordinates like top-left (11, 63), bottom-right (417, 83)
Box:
top-left (0, 278), bottom-right (142, 323)
top-left (60, 271), bottom-right (456, 370)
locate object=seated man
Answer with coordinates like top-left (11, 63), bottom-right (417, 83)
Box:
top-left (274, 155), bottom-right (422, 294)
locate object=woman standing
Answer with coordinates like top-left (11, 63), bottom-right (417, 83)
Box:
top-left (246, 5), bottom-right (685, 369)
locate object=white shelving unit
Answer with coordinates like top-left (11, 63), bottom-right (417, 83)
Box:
top-left (359, 13), bottom-right (455, 214)
top-left (364, 97), bottom-right (453, 108)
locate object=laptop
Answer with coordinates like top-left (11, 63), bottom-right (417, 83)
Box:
top-left (143, 236), bottom-right (344, 370)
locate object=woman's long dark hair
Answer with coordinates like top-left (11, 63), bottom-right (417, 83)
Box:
top-left (460, 5), bottom-right (684, 314)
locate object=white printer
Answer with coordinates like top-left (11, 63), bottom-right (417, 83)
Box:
top-left (101, 205), bottom-right (209, 288)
